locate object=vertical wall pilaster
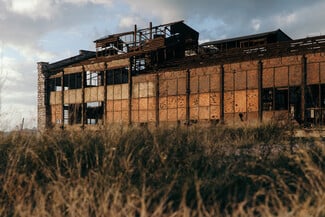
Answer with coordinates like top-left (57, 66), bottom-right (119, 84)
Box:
top-left (37, 62), bottom-right (50, 131)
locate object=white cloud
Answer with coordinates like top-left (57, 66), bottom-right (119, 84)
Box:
top-left (4, 0), bottom-right (55, 19)
top-left (251, 19), bottom-right (261, 32)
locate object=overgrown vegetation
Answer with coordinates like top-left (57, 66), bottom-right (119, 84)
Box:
top-left (0, 124), bottom-right (324, 216)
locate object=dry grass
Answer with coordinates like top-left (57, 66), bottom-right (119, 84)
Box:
top-left (0, 124), bottom-right (324, 217)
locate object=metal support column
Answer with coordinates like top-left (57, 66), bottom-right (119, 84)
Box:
top-left (103, 63), bottom-right (108, 127)
top-left (186, 69), bottom-right (191, 125)
top-left (81, 66), bottom-right (86, 128)
top-left (128, 60), bottom-right (133, 126)
top-left (155, 70), bottom-right (160, 127)
top-left (258, 60), bottom-right (263, 122)
top-left (61, 70), bottom-right (65, 129)
top-left (301, 55), bottom-right (307, 125)
top-left (220, 65), bottom-right (225, 124)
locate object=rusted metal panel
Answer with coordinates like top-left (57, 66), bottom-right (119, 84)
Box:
top-left (107, 100), bottom-right (114, 111)
top-left (263, 68), bottom-right (274, 88)
top-left (177, 95), bottom-right (186, 108)
top-left (121, 84), bottom-right (129, 99)
top-left (131, 99), bottom-right (138, 111)
top-left (132, 83), bottom-right (139, 98)
top-left (199, 107), bottom-right (209, 120)
top-left (64, 66), bottom-right (83, 75)
top-left (107, 58), bottom-right (129, 69)
top-left (190, 94), bottom-right (199, 107)
top-left (98, 86), bottom-right (105, 101)
top-left (321, 62), bottom-right (325, 83)
top-left (240, 61), bottom-right (257, 71)
top-left (121, 99), bottom-right (129, 111)
top-left (210, 92), bottom-right (220, 106)
top-left (159, 109), bottom-right (167, 122)
top-left (168, 109), bottom-right (177, 121)
top-left (247, 89), bottom-right (258, 112)
top-left (107, 111), bottom-right (113, 123)
top-left (247, 69), bottom-right (258, 89)
top-left (84, 62), bottom-right (106, 71)
top-left (148, 97), bottom-right (156, 110)
top-left (224, 91), bottom-right (234, 113)
top-left (121, 111), bottom-right (129, 123)
top-left (199, 75), bottom-right (210, 93)
top-left (306, 53), bottom-right (325, 63)
top-left (64, 89), bottom-right (76, 104)
top-left (148, 110), bottom-right (156, 122)
top-left (274, 66), bottom-right (288, 87)
top-left (159, 97), bottom-right (167, 110)
top-left (235, 90), bottom-right (246, 113)
top-left (139, 110), bottom-right (148, 123)
top-left (147, 82), bottom-right (156, 97)
top-left (159, 79), bottom-right (168, 96)
top-left (210, 106), bottom-right (220, 119)
top-left (178, 107), bottom-right (186, 120)
top-left (264, 57), bottom-right (282, 68)
top-left (307, 63), bottom-right (320, 84)
top-left (210, 73), bottom-right (220, 91)
top-left (190, 75), bottom-right (199, 93)
top-left (168, 96), bottom-right (178, 109)
top-left (178, 77), bottom-right (187, 94)
top-left (114, 85), bottom-right (122, 99)
top-left (282, 56), bottom-right (300, 65)
top-left (199, 93), bottom-right (210, 107)
top-left (50, 92), bottom-right (62, 105)
top-left (114, 100), bottom-right (122, 111)
top-left (224, 70), bottom-right (234, 91)
top-left (168, 79), bottom-right (177, 96)
top-left (131, 110), bottom-right (138, 123)
top-left (139, 98), bottom-right (148, 110)
top-left (289, 65), bottom-right (302, 86)
top-left (190, 107), bottom-right (199, 120)
top-left (139, 82), bottom-right (148, 98)
top-left (235, 70), bottom-right (246, 90)
top-left (113, 111), bottom-right (122, 123)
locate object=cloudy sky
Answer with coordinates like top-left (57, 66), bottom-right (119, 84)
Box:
top-left (0, 0), bottom-right (325, 130)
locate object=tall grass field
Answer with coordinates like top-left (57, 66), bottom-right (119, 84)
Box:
top-left (0, 125), bottom-right (324, 216)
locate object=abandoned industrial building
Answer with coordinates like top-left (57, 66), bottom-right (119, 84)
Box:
top-left (37, 20), bottom-right (325, 130)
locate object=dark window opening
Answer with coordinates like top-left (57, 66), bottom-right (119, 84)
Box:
top-left (86, 102), bottom-right (103, 125)
top-left (64, 73), bottom-right (82, 90)
top-left (107, 68), bottom-right (128, 85)
top-left (306, 85), bottom-right (320, 108)
top-left (275, 88), bottom-right (288, 110)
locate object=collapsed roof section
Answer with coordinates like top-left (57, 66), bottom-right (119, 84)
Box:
top-left (93, 20), bottom-right (199, 58)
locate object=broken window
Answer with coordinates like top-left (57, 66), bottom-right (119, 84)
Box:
top-left (86, 71), bottom-right (104, 87)
top-left (49, 77), bottom-right (62, 91)
top-left (86, 102), bottom-right (103, 125)
top-left (262, 87), bottom-right (290, 111)
top-left (262, 88), bottom-right (273, 110)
